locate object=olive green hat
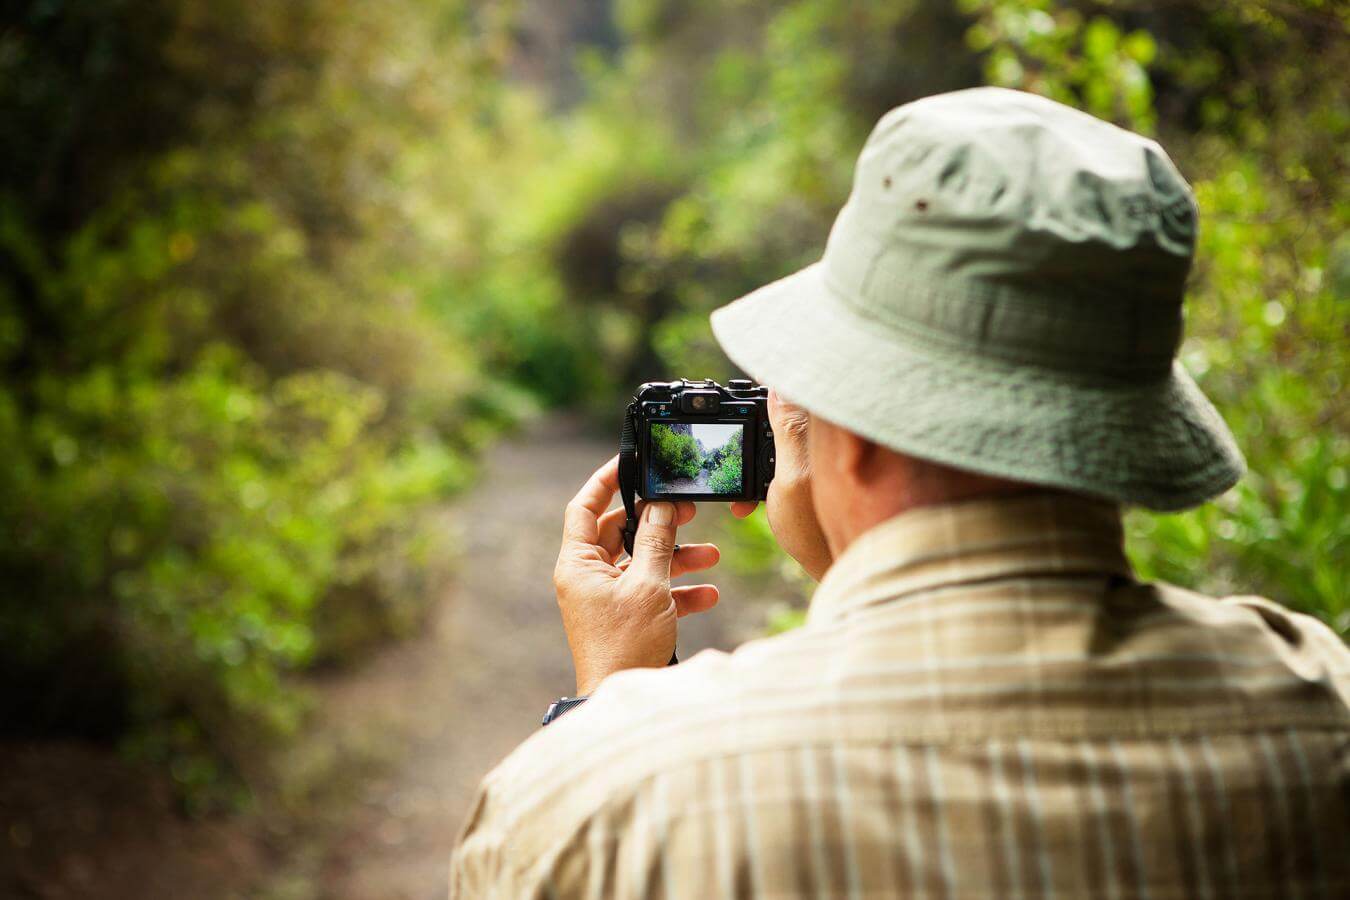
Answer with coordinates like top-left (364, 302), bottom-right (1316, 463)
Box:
top-left (710, 87), bottom-right (1243, 510)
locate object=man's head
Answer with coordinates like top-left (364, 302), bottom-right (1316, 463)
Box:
top-left (807, 408), bottom-right (1030, 556)
top-left (713, 87), bottom-right (1244, 559)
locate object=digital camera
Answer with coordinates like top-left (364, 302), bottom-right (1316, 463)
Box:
top-left (627, 379), bottom-right (775, 502)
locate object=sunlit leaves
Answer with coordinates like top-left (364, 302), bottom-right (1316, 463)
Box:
top-left (0, 0), bottom-right (507, 810)
top-left (964, 1), bottom-right (1156, 132)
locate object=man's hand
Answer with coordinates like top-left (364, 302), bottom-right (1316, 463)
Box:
top-left (554, 456), bottom-right (721, 696)
top-left (730, 390), bottom-right (832, 580)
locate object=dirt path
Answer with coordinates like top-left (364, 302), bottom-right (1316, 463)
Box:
top-left (298, 414), bottom-right (785, 899)
top-left (660, 468), bottom-right (712, 493)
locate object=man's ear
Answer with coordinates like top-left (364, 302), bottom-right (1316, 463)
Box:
top-left (833, 424), bottom-right (880, 489)
top-left (810, 414), bottom-right (874, 482)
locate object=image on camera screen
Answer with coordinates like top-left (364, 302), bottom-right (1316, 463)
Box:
top-left (648, 422), bottom-right (745, 496)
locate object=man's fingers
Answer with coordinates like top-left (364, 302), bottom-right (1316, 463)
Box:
top-left (597, 500), bottom-right (643, 560)
top-left (672, 584), bottom-right (719, 617)
top-left (768, 390), bottom-right (810, 436)
top-left (768, 388), bottom-right (807, 419)
top-left (669, 542), bottom-right (719, 577)
top-left (615, 542), bottom-right (717, 576)
top-left (563, 456), bottom-right (621, 544)
top-left (729, 501), bottom-right (758, 519)
top-left (674, 500), bottom-right (697, 525)
top-left (627, 502), bottom-right (679, 580)
top-left (599, 500), bottom-right (695, 562)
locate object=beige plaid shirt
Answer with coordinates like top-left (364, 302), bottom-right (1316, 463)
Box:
top-left (451, 494), bottom-right (1350, 898)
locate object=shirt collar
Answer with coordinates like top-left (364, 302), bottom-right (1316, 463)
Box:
top-left (807, 492), bottom-right (1132, 627)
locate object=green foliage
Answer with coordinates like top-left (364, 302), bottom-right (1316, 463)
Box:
top-left (708, 441), bottom-right (743, 494)
top-left (961, 0), bottom-right (1158, 131)
top-left (529, 2), bottom-right (980, 401)
top-left (0, 0), bottom-right (535, 807)
top-left (650, 424), bottom-right (702, 481)
top-left (1125, 153), bottom-right (1348, 631)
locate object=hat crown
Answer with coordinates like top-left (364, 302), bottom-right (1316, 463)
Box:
top-left (823, 87), bottom-right (1198, 381)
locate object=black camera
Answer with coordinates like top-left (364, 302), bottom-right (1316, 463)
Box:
top-left (617, 378), bottom-right (775, 556)
top-left (631, 378), bottom-right (775, 501)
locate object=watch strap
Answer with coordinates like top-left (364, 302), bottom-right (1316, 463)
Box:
top-left (542, 695), bottom-right (588, 726)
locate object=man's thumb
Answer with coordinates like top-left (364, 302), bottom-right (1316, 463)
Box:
top-left (629, 502), bottom-right (676, 579)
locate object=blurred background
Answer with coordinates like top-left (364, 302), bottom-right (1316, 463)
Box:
top-left (1, 0), bottom-right (1345, 897)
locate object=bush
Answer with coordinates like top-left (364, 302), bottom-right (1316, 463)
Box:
top-left (708, 445), bottom-right (743, 494)
top-left (0, 0), bottom-right (532, 807)
top-left (650, 424), bottom-right (703, 481)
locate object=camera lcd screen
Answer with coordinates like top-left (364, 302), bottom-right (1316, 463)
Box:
top-left (647, 421), bottom-right (745, 496)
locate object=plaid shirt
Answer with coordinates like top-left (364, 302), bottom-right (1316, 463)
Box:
top-left (450, 494), bottom-right (1350, 898)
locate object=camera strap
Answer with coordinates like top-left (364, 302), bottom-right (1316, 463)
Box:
top-left (618, 399), bottom-right (678, 667)
top-left (618, 400), bottom-right (640, 558)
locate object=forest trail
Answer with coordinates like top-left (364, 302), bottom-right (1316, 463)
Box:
top-left (0, 414), bottom-right (790, 900)
top-left (291, 413), bottom-right (784, 898)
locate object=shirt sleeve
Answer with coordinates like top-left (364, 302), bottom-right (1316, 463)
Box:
top-left (449, 770), bottom-right (616, 899)
top-left (449, 662), bottom-right (734, 897)
top-left (448, 782), bottom-right (501, 898)
top-left (449, 763), bottom-right (663, 899)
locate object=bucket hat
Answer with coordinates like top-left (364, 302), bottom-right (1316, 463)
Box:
top-left (710, 87), bottom-right (1244, 510)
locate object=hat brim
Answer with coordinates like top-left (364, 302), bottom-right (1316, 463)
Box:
top-left (710, 262), bottom-right (1245, 511)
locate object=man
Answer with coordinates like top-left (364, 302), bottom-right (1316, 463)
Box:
top-left (451, 88), bottom-right (1349, 897)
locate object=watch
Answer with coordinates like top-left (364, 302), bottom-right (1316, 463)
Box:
top-left (541, 695), bottom-right (588, 726)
